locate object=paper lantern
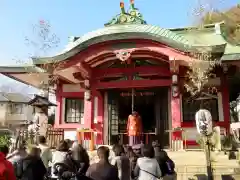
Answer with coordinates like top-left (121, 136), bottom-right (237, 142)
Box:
top-left (195, 109), bottom-right (212, 135)
top-left (172, 74), bottom-right (178, 84)
top-left (172, 85), bottom-right (179, 98)
top-left (84, 90), bottom-right (91, 101)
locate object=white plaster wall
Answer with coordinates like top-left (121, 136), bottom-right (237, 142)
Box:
top-left (182, 128), bottom-right (199, 141)
top-left (93, 97), bottom-right (98, 124)
top-left (183, 126), bottom-right (226, 141)
top-left (64, 130), bottom-right (77, 141)
top-left (61, 98), bottom-right (66, 124)
top-left (0, 103), bottom-right (7, 125)
top-left (103, 92), bottom-right (108, 144)
top-left (217, 92), bottom-right (224, 122)
top-left (5, 104), bottom-right (34, 124)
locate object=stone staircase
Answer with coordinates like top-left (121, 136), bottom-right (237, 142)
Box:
top-left (88, 150), bottom-right (240, 179)
top-left (168, 151), bottom-right (240, 179)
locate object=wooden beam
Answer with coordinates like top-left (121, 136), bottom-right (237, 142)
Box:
top-left (93, 66), bottom-right (170, 79)
top-left (75, 62), bottom-right (92, 78)
top-left (92, 79), bottom-right (171, 89)
top-left (73, 72), bottom-right (85, 80)
top-left (57, 74), bottom-right (77, 84)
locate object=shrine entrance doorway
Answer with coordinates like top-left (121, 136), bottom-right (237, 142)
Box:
top-left (107, 87), bottom-right (169, 147)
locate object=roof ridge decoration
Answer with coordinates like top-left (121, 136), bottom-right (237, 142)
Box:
top-left (104, 0), bottom-right (146, 27)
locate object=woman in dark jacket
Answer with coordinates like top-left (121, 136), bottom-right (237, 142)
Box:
top-left (153, 145), bottom-right (176, 180)
top-left (70, 144), bottom-right (90, 174)
top-left (56, 144), bottom-right (90, 180)
top-left (15, 147), bottom-right (46, 180)
top-left (126, 147), bottom-right (138, 173)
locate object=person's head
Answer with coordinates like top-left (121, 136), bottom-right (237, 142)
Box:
top-left (114, 145), bottom-right (124, 156)
top-left (123, 145), bottom-right (128, 153)
top-left (142, 145), bottom-right (155, 158)
top-left (97, 146), bottom-right (109, 161)
top-left (132, 144), bottom-right (142, 156)
top-left (38, 136), bottom-right (46, 144)
top-left (126, 147), bottom-right (135, 158)
top-left (71, 144), bottom-right (88, 161)
top-left (154, 144), bottom-right (162, 151)
top-left (17, 145), bottom-right (27, 155)
top-left (0, 145), bottom-right (9, 156)
top-left (29, 147), bottom-right (41, 157)
top-left (110, 136), bottom-right (120, 145)
top-left (112, 144), bottom-right (117, 153)
top-left (64, 139), bottom-right (73, 149)
top-left (56, 140), bottom-right (69, 152)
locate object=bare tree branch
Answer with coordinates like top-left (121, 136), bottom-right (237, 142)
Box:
top-left (17, 20), bottom-right (63, 92)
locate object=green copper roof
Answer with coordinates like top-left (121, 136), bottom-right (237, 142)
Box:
top-left (171, 22), bottom-right (240, 61)
top-left (105, 1), bottom-right (146, 26)
top-left (32, 24), bottom-right (195, 64)
top-left (0, 66), bottom-right (45, 73)
top-left (31, 21), bottom-right (240, 65)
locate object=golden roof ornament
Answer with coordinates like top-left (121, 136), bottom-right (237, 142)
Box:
top-left (105, 0), bottom-right (146, 26)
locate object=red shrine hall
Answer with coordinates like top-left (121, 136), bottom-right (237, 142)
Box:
top-left (1, 1), bottom-right (240, 148)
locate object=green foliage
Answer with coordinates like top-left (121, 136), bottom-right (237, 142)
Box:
top-left (196, 135), bottom-right (205, 148)
top-left (200, 5), bottom-right (240, 43)
top-left (0, 134), bottom-right (11, 147)
top-left (221, 135), bottom-right (233, 150)
top-left (230, 101), bottom-right (239, 122)
top-left (196, 134), bottom-right (217, 150)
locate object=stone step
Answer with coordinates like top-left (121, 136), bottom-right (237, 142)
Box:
top-left (88, 150), bottom-right (240, 179)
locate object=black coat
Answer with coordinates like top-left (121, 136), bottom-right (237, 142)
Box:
top-left (54, 153), bottom-right (91, 180)
top-left (15, 155), bottom-right (46, 180)
top-left (154, 149), bottom-right (175, 176)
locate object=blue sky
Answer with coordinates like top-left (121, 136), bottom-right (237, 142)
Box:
top-left (0, 0), bottom-right (238, 90)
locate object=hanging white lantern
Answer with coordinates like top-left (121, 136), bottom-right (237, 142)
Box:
top-left (84, 90), bottom-right (91, 101)
top-left (172, 85), bottom-right (179, 98)
top-left (172, 74), bottom-right (178, 84)
top-left (84, 80), bottom-right (90, 88)
top-left (195, 109), bottom-right (213, 135)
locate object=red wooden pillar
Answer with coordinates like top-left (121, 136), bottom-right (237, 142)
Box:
top-left (83, 94), bottom-right (93, 128)
top-left (170, 59), bottom-right (181, 140)
top-left (54, 83), bottom-right (62, 127)
top-left (92, 90), bottom-right (104, 144)
top-left (83, 80), bottom-right (93, 129)
top-left (171, 88), bottom-right (182, 140)
top-left (221, 74), bottom-right (230, 133)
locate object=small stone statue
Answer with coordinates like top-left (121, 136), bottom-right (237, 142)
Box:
top-left (30, 106), bottom-right (48, 139)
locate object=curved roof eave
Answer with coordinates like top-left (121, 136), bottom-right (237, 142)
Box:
top-left (32, 24), bottom-right (227, 65)
top-left (0, 66), bottom-right (46, 73)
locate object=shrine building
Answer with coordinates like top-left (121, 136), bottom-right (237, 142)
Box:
top-left (1, 1), bottom-right (240, 148)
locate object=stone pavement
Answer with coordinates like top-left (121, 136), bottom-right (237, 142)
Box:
top-left (88, 149), bottom-right (239, 166)
top-left (88, 149), bottom-right (240, 179)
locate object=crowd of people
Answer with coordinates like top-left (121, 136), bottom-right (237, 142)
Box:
top-left (0, 136), bottom-right (176, 180)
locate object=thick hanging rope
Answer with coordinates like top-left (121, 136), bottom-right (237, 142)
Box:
top-left (132, 88), bottom-right (134, 112)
